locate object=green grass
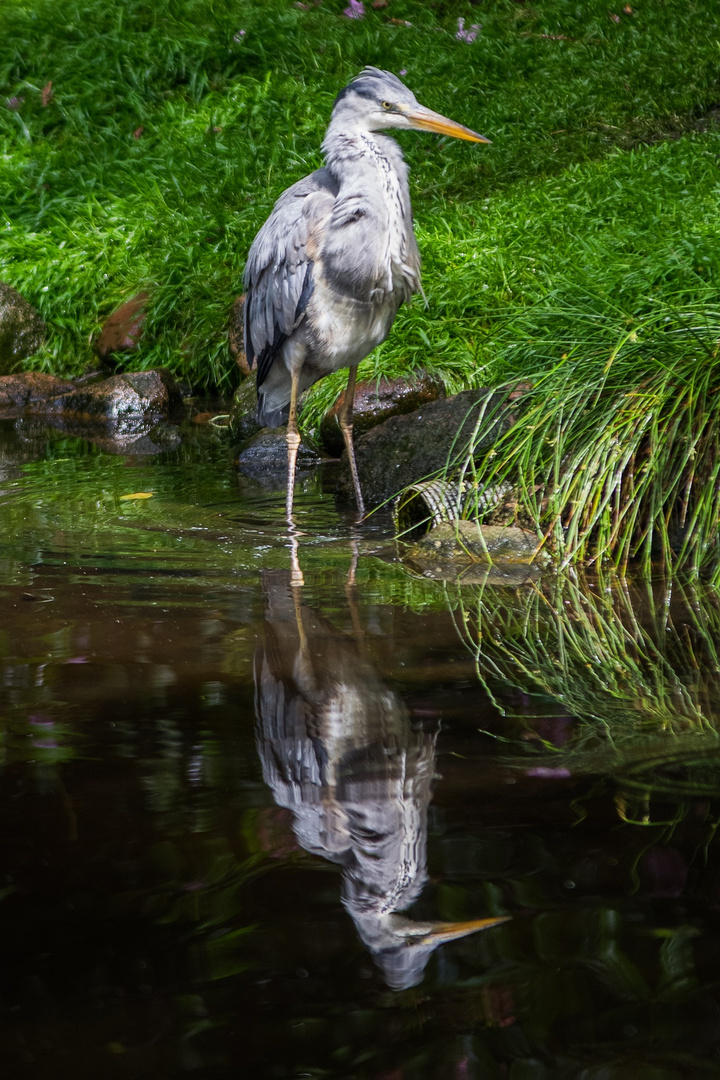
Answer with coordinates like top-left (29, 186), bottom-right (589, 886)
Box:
top-left (1, 0), bottom-right (720, 394)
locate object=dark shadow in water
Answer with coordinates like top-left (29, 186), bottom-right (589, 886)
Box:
top-left (254, 567), bottom-right (508, 990)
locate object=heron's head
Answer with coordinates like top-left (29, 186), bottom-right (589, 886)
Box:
top-left (332, 67), bottom-right (490, 144)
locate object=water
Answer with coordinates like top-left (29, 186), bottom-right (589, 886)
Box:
top-left (1, 416), bottom-right (720, 1079)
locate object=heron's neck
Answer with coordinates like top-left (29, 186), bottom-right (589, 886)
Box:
top-left (321, 121), bottom-right (407, 191)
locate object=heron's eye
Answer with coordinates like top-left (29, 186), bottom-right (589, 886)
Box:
top-left (381, 100), bottom-right (393, 111)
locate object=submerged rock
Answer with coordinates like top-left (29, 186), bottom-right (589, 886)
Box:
top-left (96, 291), bottom-right (150, 363)
top-left (413, 521), bottom-right (542, 562)
top-left (337, 390), bottom-right (509, 508)
top-left (404, 521), bottom-right (545, 586)
top-left (0, 284), bottom-right (46, 373)
top-left (318, 371), bottom-right (445, 456)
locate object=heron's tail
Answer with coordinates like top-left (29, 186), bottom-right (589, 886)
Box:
top-left (256, 395), bottom-right (290, 430)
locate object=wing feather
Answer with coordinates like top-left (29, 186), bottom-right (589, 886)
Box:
top-left (244, 168), bottom-right (337, 388)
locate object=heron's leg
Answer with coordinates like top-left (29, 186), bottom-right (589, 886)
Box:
top-left (285, 367), bottom-right (302, 525)
top-left (338, 365), bottom-right (365, 520)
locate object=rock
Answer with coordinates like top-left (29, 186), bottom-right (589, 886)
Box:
top-left (318, 371), bottom-right (445, 456)
top-left (228, 295), bottom-right (252, 376)
top-left (0, 284), bottom-right (46, 373)
top-left (229, 375), bottom-right (261, 443)
top-left (336, 390), bottom-right (509, 508)
top-left (36, 369), bottom-right (183, 434)
top-left (404, 521), bottom-right (545, 586)
top-left (96, 291), bottom-right (150, 362)
top-left (237, 430), bottom-right (321, 485)
top-left (0, 372), bottom-right (73, 413)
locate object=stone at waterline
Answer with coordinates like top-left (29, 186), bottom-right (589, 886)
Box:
top-left (228, 295), bottom-right (252, 377)
top-left (318, 371), bottom-right (445, 457)
top-left (0, 373), bottom-right (74, 413)
top-left (96, 291), bottom-right (150, 364)
top-left (404, 521), bottom-right (545, 586)
top-left (229, 375), bottom-right (262, 444)
top-left (32, 369), bottom-right (183, 434)
top-left (237, 430), bottom-right (322, 485)
top-left (336, 390), bottom-right (509, 508)
top-left (0, 284), bottom-right (46, 375)
top-left (412, 521), bottom-right (543, 562)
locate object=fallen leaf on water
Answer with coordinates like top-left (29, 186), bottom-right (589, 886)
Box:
top-left (119, 492), bottom-right (154, 501)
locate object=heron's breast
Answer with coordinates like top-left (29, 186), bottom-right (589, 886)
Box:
top-left (306, 277), bottom-right (401, 370)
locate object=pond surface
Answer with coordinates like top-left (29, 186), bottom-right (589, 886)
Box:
top-left (2, 415), bottom-right (720, 1080)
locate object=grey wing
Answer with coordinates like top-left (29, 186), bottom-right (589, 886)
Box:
top-left (244, 168), bottom-right (338, 388)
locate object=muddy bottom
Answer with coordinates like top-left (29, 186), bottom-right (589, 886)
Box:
top-left (1, 416), bottom-right (719, 1079)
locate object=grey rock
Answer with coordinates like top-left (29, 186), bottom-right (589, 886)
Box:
top-left (0, 284), bottom-right (46, 373)
top-left (337, 390), bottom-right (509, 507)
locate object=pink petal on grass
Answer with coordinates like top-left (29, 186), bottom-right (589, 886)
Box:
top-left (456, 17), bottom-right (481, 43)
top-left (343, 0), bottom-right (365, 18)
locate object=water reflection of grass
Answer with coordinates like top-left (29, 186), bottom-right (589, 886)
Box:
top-left (448, 571), bottom-right (720, 816)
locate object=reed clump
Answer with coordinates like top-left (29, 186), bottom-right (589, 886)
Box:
top-left (457, 300), bottom-right (720, 578)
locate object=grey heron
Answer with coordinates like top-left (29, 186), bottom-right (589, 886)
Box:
top-left (254, 569), bottom-right (509, 990)
top-left (243, 67), bottom-right (489, 522)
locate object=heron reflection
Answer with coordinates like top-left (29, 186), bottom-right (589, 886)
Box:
top-left (254, 567), bottom-right (508, 990)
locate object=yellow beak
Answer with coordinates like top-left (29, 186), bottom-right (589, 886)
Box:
top-left (401, 104), bottom-right (491, 144)
top-left (417, 914), bottom-right (510, 944)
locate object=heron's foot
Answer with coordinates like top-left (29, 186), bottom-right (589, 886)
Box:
top-left (285, 428), bottom-right (302, 524)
